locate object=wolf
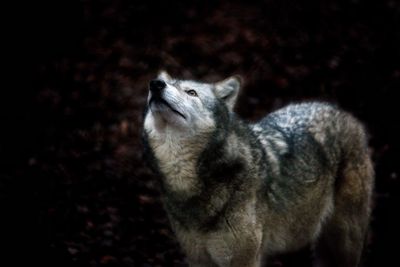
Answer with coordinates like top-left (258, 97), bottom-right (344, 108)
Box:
top-left (142, 71), bottom-right (374, 267)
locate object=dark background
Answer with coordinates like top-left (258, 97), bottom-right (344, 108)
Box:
top-left (2, 0), bottom-right (399, 266)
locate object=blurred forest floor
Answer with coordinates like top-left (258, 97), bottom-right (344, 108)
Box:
top-left (1, 0), bottom-right (400, 266)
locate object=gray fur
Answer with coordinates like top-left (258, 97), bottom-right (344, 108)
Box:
top-left (142, 72), bottom-right (374, 267)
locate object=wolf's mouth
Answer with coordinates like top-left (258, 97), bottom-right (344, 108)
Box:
top-left (149, 97), bottom-right (186, 119)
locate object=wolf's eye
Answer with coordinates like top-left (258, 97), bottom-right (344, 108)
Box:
top-left (185, 89), bottom-right (198, 97)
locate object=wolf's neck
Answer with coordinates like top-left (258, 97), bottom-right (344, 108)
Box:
top-left (150, 130), bottom-right (210, 194)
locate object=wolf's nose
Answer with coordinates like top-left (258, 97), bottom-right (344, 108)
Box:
top-left (149, 79), bottom-right (166, 95)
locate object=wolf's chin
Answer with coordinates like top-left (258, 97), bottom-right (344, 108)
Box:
top-left (149, 105), bottom-right (189, 132)
top-left (149, 98), bottom-right (186, 120)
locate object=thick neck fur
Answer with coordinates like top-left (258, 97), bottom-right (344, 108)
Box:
top-left (143, 105), bottom-right (261, 229)
top-left (149, 126), bottom-right (211, 195)
top-left (144, 103), bottom-right (232, 195)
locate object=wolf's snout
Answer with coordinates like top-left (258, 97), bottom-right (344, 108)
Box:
top-left (149, 79), bottom-right (166, 96)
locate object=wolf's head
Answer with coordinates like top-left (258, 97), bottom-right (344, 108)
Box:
top-left (144, 71), bottom-right (241, 137)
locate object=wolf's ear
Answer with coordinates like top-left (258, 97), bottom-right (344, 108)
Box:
top-left (214, 75), bottom-right (242, 110)
top-left (157, 70), bottom-right (172, 82)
